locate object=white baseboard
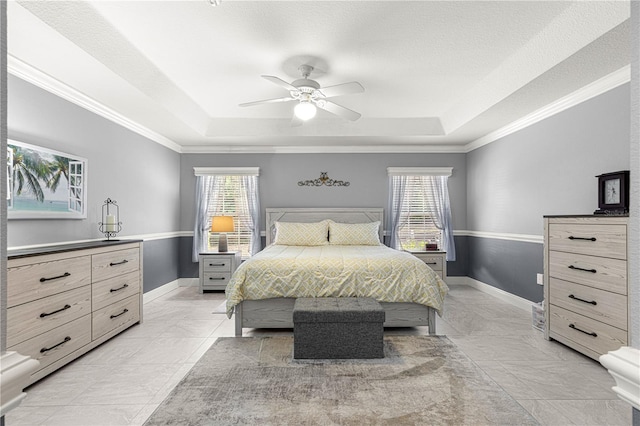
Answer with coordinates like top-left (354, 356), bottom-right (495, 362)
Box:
top-left (448, 276), bottom-right (535, 312)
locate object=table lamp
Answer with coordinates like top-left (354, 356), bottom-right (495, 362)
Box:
top-left (211, 216), bottom-right (235, 252)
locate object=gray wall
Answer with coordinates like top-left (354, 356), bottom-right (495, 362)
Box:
top-left (179, 152), bottom-right (469, 276)
top-left (7, 75), bottom-right (182, 292)
top-left (466, 83), bottom-right (631, 302)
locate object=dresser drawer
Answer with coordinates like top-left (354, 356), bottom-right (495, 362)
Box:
top-left (7, 256), bottom-right (91, 308)
top-left (7, 285), bottom-right (91, 347)
top-left (202, 257), bottom-right (232, 273)
top-left (548, 223), bottom-right (626, 260)
top-left (92, 247), bottom-right (140, 283)
top-left (202, 272), bottom-right (232, 289)
top-left (549, 305), bottom-right (627, 357)
top-left (412, 254), bottom-right (443, 271)
top-left (549, 278), bottom-right (627, 330)
top-left (92, 270), bottom-right (140, 311)
top-left (549, 250), bottom-right (626, 294)
top-left (92, 294), bottom-right (140, 340)
top-left (9, 315), bottom-right (92, 374)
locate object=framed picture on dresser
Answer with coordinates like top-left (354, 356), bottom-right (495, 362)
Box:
top-left (7, 140), bottom-right (88, 219)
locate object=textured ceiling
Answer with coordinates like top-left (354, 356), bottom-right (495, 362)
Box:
top-left (7, 1), bottom-right (631, 153)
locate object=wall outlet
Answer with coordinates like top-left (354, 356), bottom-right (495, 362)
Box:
top-left (536, 273), bottom-right (544, 285)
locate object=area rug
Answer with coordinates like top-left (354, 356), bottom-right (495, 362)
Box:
top-left (144, 336), bottom-right (537, 426)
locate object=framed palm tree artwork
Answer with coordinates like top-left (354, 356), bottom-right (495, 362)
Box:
top-left (7, 140), bottom-right (88, 219)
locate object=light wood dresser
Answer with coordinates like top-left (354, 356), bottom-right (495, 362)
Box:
top-left (544, 215), bottom-right (628, 360)
top-left (198, 251), bottom-right (241, 292)
top-left (7, 240), bottom-right (143, 384)
top-left (408, 251), bottom-right (447, 281)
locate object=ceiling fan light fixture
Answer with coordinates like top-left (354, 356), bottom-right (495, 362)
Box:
top-left (294, 101), bottom-right (317, 121)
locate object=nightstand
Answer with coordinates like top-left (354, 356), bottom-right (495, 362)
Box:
top-left (408, 251), bottom-right (447, 281)
top-left (198, 251), bottom-right (241, 293)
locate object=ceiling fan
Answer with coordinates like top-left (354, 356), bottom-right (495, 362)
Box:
top-left (239, 64), bottom-right (364, 126)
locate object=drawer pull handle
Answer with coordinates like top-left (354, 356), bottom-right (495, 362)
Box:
top-left (568, 294), bottom-right (597, 305)
top-left (40, 272), bottom-right (71, 283)
top-left (568, 265), bottom-right (597, 273)
top-left (568, 236), bottom-right (597, 242)
top-left (209, 277), bottom-right (226, 281)
top-left (40, 304), bottom-right (72, 318)
top-left (569, 323), bottom-right (597, 337)
top-left (110, 260), bottom-right (129, 266)
top-left (40, 336), bottom-right (71, 353)
top-left (110, 308), bottom-right (129, 319)
top-left (110, 284), bottom-right (129, 293)
top-left (425, 262), bottom-right (438, 265)
top-left (209, 263), bottom-right (226, 267)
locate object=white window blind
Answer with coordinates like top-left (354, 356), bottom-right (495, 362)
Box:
top-left (205, 175), bottom-right (254, 256)
top-left (391, 175), bottom-right (443, 251)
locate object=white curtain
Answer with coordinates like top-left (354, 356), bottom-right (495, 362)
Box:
top-left (192, 176), bottom-right (216, 262)
top-left (387, 175), bottom-right (407, 249)
top-left (242, 175), bottom-right (261, 256)
top-left (424, 176), bottom-right (456, 261)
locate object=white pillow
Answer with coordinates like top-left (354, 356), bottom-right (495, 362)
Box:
top-left (328, 221), bottom-right (381, 245)
top-left (273, 220), bottom-right (329, 246)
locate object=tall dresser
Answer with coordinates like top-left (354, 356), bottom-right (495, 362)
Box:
top-left (7, 240), bottom-right (143, 384)
top-left (544, 215), bottom-right (628, 360)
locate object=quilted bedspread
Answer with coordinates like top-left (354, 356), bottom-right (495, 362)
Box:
top-left (225, 244), bottom-right (449, 317)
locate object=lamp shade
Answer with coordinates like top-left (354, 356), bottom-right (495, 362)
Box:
top-left (211, 216), bottom-right (235, 233)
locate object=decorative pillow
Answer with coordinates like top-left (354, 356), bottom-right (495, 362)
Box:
top-left (273, 220), bottom-right (329, 246)
top-left (328, 221), bottom-right (381, 245)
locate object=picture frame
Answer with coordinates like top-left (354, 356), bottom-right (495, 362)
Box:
top-left (7, 140), bottom-right (88, 219)
top-left (594, 170), bottom-right (629, 215)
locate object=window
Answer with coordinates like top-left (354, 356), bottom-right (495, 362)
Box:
top-left (392, 175), bottom-right (443, 251)
top-left (387, 167), bottom-right (456, 261)
top-left (192, 168), bottom-right (260, 261)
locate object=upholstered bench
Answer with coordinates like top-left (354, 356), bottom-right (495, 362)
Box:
top-left (293, 297), bottom-right (385, 359)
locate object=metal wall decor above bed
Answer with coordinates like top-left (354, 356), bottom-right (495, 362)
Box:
top-left (298, 172), bottom-right (350, 187)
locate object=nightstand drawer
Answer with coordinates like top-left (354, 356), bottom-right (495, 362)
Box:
top-left (549, 305), bottom-right (627, 357)
top-left (202, 272), bottom-right (232, 287)
top-left (549, 278), bottom-right (627, 330)
top-left (203, 258), bottom-right (232, 272)
top-left (7, 285), bottom-right (92, 347)
top-left (414, 255), bottom-right (443, 271)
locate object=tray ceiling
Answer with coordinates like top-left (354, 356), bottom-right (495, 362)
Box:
top-left (7, 1), bottom-right (631, 153)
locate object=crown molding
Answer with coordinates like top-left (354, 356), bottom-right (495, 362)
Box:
top-left (465, 65), bottom-right (631, 153)
top-left (7, 55), bottom-right (183, 154)
top-left (180, 144), bottom-right (468, 154)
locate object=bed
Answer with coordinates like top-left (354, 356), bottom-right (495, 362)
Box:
top-left (226, 208), bottom-right (448, 336)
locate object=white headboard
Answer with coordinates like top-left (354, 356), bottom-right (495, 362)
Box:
top-left (265, 208), bottom-right (384, 246)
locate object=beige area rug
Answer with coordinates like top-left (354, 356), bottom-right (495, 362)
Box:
top-left (144, 336), bottom-right (538, 426)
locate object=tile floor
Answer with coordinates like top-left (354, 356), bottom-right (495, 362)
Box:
top-left (6, 285), bottom-right (632, 425)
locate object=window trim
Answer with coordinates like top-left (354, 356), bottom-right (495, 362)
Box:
top-left (194, 167), bottom-right (259, 177)
top-left (387, 167), bottom-right (452, 177)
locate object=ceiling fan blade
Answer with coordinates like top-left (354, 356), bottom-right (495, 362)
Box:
top-left (239, 97), bottom-right (294, 107)
top-left (317, 100), bottom-right (361, 121)
top-left (318, 82), bottom-right (364, 98)
top-left (262, 75), bottom-right (297, 91)
top-left (291, 114), bottom-right (304, 127)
